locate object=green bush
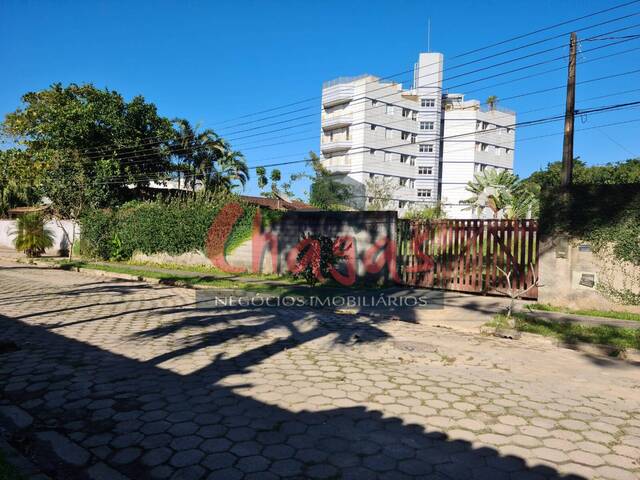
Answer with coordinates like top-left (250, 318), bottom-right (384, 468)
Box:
top-left (291, 234), bottom-right (340, 286)
top-left (80, 195), bottom-right (256, 261)
top-left (540, 184), bottom-right (640, 266)
top-left (11, 212), bottom-right (54, 257)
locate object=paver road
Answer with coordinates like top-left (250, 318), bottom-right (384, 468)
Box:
top-left (1, 262), bottom-right (639, 479)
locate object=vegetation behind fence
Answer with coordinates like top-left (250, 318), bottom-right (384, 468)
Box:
top-left (398, 219), bottom-right (539, 299)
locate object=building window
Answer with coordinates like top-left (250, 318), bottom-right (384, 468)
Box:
top-left (371, 100), bottom-right (378, 106)
top-left (411, 111), bottom-right (417, 121)
top-left (420, 121), bottom-right (435, 130)
top-left (370, 124), bottom-right (376, 131)
top-left (476, 142), bottom-right (488, 152)
top-left (402, 108), bottom-right (410, 118)
top-left (410, 133), bottom-right (417, 143)
top-left (386, 105), bottom-right (394, 115)
top-left (399, 201), bottom-right (406, 208)
top-left (401, 131), bottom-right (410, 140)
top-left (417, 189), bottom-right (432, 198)
top-left (370, 148), bottom-right (376, 155)
top-left (399, 178), bottom-right (408, 186)
top-left (410, 156), bottom-right (415, 166)
top-left (369, 173), bottom-right (375, 179)
top-left (418, 166), bottom-right (433, 175)
top-left (421, 98), bottom-right (435, 107)
top-left (419, 143), bottom-right (434, 153)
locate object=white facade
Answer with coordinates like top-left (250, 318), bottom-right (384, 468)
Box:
top-left (320, 52), bottom-right (516, 218)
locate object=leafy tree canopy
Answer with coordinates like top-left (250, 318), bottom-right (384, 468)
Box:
top-left (2, 83), bottom-right (175, 208)
top-left (307, 152), bottom-right (352, 209)
top-left (523, 157), bottom-right (640, 190)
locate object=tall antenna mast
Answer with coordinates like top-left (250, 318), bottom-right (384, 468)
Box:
top-left (427, 18), bottom-right (431, 52)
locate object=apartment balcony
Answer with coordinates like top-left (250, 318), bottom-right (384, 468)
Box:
top-left (322, 84), bottom-right (355, 107)
top-left (320, 139), bottom-right (352, 153)
top-left (322, 114), bottom-right (353, 130)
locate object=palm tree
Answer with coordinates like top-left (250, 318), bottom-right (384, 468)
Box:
top-left (464, 167), bottom-right (539, 219)
top-left (463, 167), bottom-right (518, 218)
top-left (486, 95), bottom-right (498, 111)
top-left (205, 147), bottom-right (249, 192)
top-left (11, 213), bottom-right (54, 257)
top-left (171, 119), bottom-right (248, 192)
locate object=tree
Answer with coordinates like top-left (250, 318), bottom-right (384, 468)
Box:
top-left (171, 119), bottom-right (224, 191)
top-left (364, 177), bottom-right (395, 211)
top-left (404, 201), bottom-right (447, 220)
top-left (42, 151), bottom-right (90, 259)
top-left (256, 168), bottom-right (285, 198)
top-left (2, 83), bottom-right (175, 207)
top-left (523, 157), bottom-right (640, 190)
top-left (306, 152), bottom-right (352, 209)
top-left (208, 148), bottom-right (249, 191)
top-left (11, 212), bottom-right (54, 258)
top-left (463, 167), bottom-right (539, 219)
top-left (256, 167), bottom-right (268, 190)
top-left (0, 149), bottom-right (42, 217)
top-left (486, 95), bottom-right (499, 110)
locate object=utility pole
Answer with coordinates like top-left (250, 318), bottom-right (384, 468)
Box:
top-left (561, 32), bottom-right (577, 187)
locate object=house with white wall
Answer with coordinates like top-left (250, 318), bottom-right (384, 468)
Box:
top-left (320, 52), bottom-right (516, 218)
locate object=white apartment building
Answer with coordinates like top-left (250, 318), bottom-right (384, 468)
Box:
top-left (320, 52), bottom-right (516, 218)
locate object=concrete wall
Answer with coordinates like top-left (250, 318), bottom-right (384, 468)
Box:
top-left (538, 235), bottom-right (640, 313)
top-left (228, 211), bottom-right (398, 283)
top-left (0, 219), bottom-right (79, 255)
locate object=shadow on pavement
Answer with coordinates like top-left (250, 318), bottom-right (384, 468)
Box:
top-left (0, 305), bottom-right (586, 480)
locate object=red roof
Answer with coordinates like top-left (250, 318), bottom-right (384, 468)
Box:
top-left (240, 195), bottom-right (317, 211)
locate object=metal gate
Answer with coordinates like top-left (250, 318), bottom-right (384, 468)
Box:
top-left (398, 219), bottom-right (539, 299)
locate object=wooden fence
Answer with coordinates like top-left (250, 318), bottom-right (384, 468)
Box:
top-left (398, 219), bottom-right (539, 299)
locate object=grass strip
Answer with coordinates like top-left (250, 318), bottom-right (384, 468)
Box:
top-left (490, 313), bottom-right (640, 351)
top-left (528, 303), bottom-right (640, 322)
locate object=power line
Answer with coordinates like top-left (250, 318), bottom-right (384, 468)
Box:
top-left (73, 34), bottom-right (640, 165)
top-left (78, 62), bottom-right (640, 165)
top-left (211, 0), bottom-right (640, 126)
top-left (83, 101), bottom-right (640, 186)
top-left (120, 31), bottom-right (640, 158)
top-left (215, 9), bottom-right (640, 134)
top-left (73, 7), bottom-right (640, 156)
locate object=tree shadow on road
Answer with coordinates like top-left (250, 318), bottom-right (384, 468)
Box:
top-left (0, 304), bottom-right (588, 480)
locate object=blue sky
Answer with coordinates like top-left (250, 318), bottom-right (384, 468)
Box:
top-left (1, 0), bottom-right (639, 198)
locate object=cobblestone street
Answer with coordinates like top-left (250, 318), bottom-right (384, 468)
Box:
top-left (1, 262), bottom-right (639, 479)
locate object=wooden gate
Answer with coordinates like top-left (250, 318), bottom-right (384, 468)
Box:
top-left (398, 219), bottom-right (539, 299)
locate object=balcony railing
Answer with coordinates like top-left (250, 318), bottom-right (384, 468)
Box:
top-left (322, 84), bottom-right (355, 107)
top-left (322, 114), bottom-right (353, 130)
top-left (322, 74), bottom-right (374, 89)
top-left (321, 139), bottom-right (352, 153)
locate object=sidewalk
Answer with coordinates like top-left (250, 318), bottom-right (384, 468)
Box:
top-left (6, 250), bottom-right (637, 331)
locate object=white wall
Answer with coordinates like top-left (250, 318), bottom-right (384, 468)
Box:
top-left (0, 219), bottom-right (79, 254)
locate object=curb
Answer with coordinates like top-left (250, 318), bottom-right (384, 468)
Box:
top-left (516, 306), bottom-right (640, 330)
top-left (3, 256), bottom-right (421, 322)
